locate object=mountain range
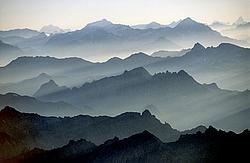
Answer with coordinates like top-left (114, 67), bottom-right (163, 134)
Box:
top-left (0, 73), bottom-right (52, 96)
top-left (44, 18), bottom-right (243, 61)
top-left (5, 125), bottom-right (250, 163)
top-left (34, 67), bottom-right (250, 130)
top-left (0, 106), bottom-right (206, 159)
top-left (0, 18), bottom-right (247, 64)
top-left (0, 42), bottom-right (249, 91)
top-left (33, 80), bottom-right (67, 97)
top-left (0, 93), bottom-right (84, 116)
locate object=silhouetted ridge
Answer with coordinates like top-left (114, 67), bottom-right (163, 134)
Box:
top-left (0, 106), bottom-right (21, 117)
top-left (125, 52), bottom-right (151, 60)
top-left (218, 43), bottom-right (242, 49)
top-left (123, 67), bottom-right (151, 79)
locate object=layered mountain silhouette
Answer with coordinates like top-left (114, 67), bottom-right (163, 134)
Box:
top-left (0, 93), bottom-right (83, 116)
top-left (151, 48), bottom-right (190, 57)
top-left (1, 42), bottom-right (248, 90)
top-left (34, 67), bottom-right (250, 130)
top-left (0, 56), bottom-right (93, 83)
top-left (7, 126), bottom-right (250, 163)
top-left (43, 18), bottom-right (242, 61)
top-left (146, 42), bottom-right (250, 90)
top-left (0, 40), bottom-right (23, 66)
top-left (0, 28), bottom-right (40, 39)
top-left (0, 106), bottom-right (207, 160)
top-left (0, 73), bottom-right (52, 96)
top-left (33, 80), bottom-right (67, 97)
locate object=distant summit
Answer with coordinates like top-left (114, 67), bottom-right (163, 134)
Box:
top-left (85, 19), bottom-right (113, 28)
top-left (132, 22), bottom-right (166, 29)
top-left (40, 25), bottom-right (65, 34)
top-left (233, 17), bottom-right (247, 25)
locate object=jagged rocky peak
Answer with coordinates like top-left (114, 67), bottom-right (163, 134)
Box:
top-left (192, 42), bottom-right (205, 51)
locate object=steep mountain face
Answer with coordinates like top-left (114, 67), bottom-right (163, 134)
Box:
top-left (11, 127), bottom-right (250, 163)
top-left (147, 43), bottom-right (250, 90)
top-left (0, 93), bottom-right (83, 116)
top-left (0, 73), bottom-right (52, 96)
top-left (33, 80), bottom-right (67, 97)
top-left (38, 67), bottom-right (250, 130)
top-left (0, 106), bottom-right (204, 151)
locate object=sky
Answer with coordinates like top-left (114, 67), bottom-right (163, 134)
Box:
top-left (0, 0), bottom-right (249, 30)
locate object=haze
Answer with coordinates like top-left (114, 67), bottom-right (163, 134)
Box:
top-left (0, 0), bottom-right (249, 30)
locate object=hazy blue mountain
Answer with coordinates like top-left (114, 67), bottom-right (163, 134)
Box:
top-left (0, 106), bottom-right (205, 152)
top-left (132, 22), bottom-right (167, 29)
top-left (39, 67), bottom-right (250, 130)
top-left (0, 93), bottom-right (83, 116)
top-left (0, 40), bottom-right (23, 66)
top-left (43, 17), bottom-right (240, 60)
top-left (0, 28), bottom-right (40, 38)
top-left (146, 42), bottom-right (250, 90)
top-left (15, 32), bottom-right (49, 49)
top-left (33, 80), bottom-right (67, 97)
top-left (0, 52), bottom-right (162, 88)
top-left (40, 25), bottom-right (65, 34)
top-left (0, 73), bottom-right (53, 96)
top-left (151, 48), bottom-right (190, 57)
top-left (0, 36), bottom-right (26, 46)
top-left (12, 127), bottom-right (250, 163)
top-left (1, 42), bottom-right (249, 90)
top-left (0, 56), bottom-right (93, 83)
top-left (44, 19), bottom-right (178, 60)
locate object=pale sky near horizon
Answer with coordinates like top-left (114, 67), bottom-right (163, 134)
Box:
top-left (0, 0), bottom-right (249, 30)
